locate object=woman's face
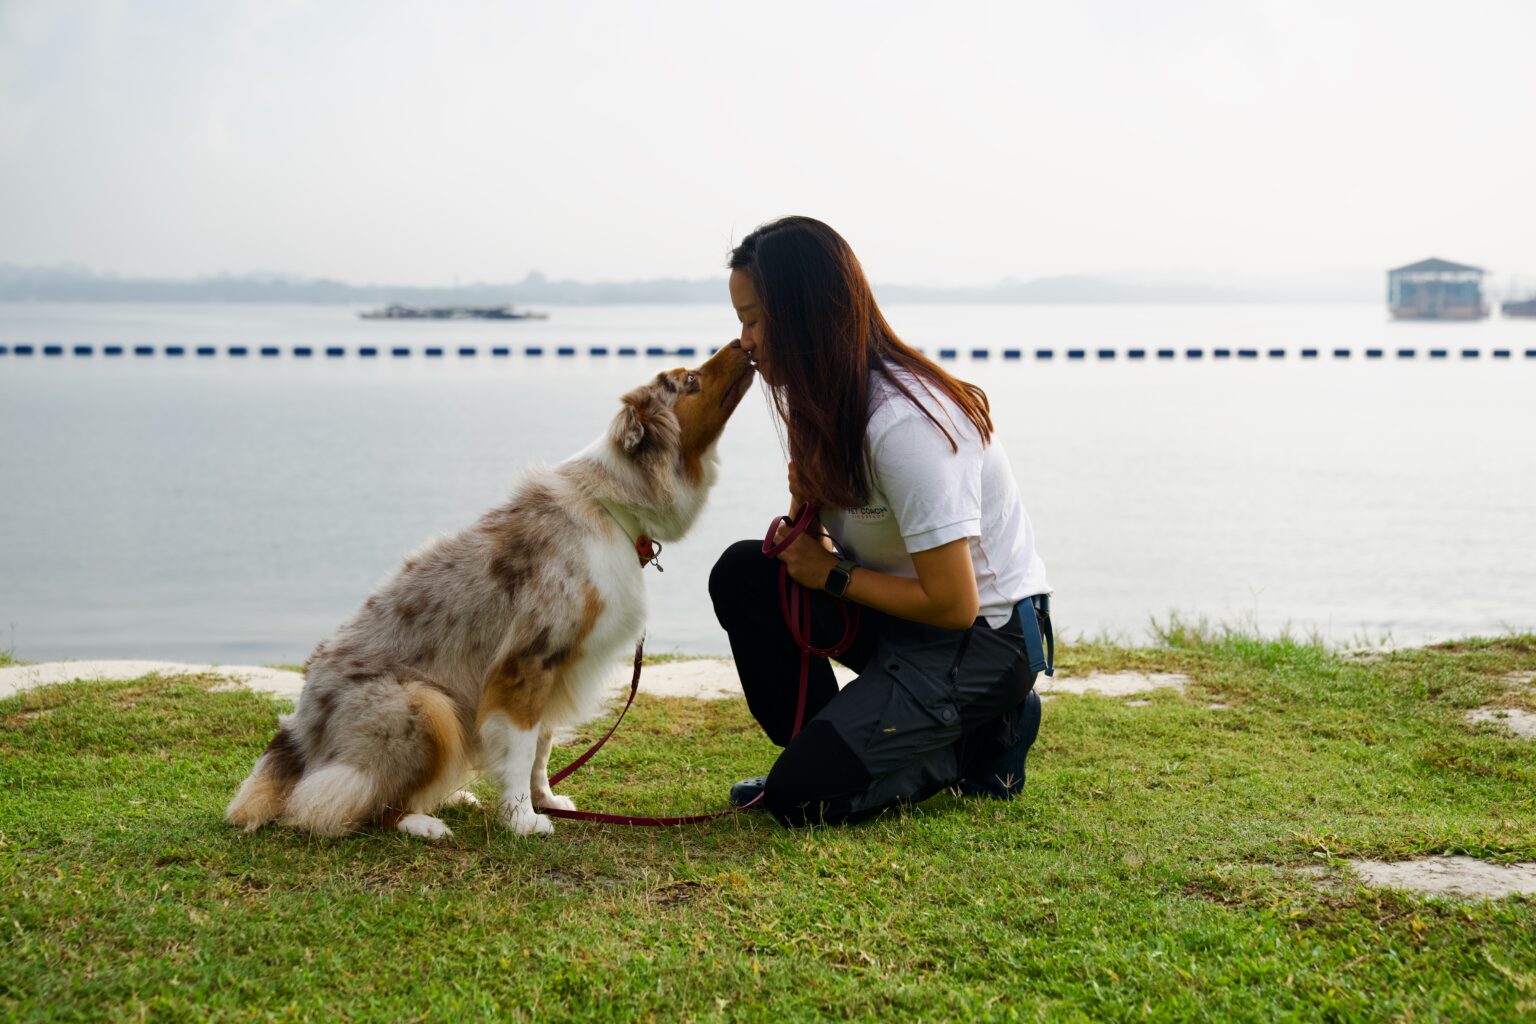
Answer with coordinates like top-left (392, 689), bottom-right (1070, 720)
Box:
top-left (729, 268), bottom-right (770, 382)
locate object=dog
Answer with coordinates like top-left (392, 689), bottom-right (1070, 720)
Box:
top-left (227, 343), bottom-right (755, 838)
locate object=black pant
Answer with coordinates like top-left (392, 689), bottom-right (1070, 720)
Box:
top-left (709, 539), bottom-right (1037, 827)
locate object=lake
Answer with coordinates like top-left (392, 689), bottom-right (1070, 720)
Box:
top-left (1, 301), bottom-right (1533, 663)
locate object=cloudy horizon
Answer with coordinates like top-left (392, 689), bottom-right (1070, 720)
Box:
top-left (3, 1), bottom-right (1533, 290)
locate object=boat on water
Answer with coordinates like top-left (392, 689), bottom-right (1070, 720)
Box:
top-left (359, 304), bottom-right (548, 321)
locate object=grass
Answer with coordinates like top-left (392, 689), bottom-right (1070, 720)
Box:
top-left (2, 634), bottom-right (1534, 1021)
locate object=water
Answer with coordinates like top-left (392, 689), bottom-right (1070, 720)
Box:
top-left (2, 302), bottom-right (1533, 663)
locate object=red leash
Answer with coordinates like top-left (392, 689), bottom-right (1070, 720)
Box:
top-left (761, 503), bottom-right (861, 735)
top-left (534, 506), bottom-right (857, 826)
top-left (539, 640), bottom-right (757, 825)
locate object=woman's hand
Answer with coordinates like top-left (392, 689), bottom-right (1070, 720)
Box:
top-left (773, 519), bottom-right (839, 590)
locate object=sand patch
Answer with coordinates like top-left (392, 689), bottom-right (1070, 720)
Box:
top-left (626, 665), bottom-right (1190, 705)
top-left (0, 660), bottom-right (304, 701)
top-left (1036, 672), bottom-right (1190, 701)
top-left (622, 664), bottom-right (1202, 706)
top-left (599, 658), bottom-right (853, 701)
top-left (0, 656), bottom-right (796, 715)
top-left (0, 657), bottom-right (1206, 718)
top-left (1348, 856), bottom-right (1536, 899)
top-left (624, 658), bottom-right (743, 700)
top-left (1466, 707), bottom-right (1536, 739)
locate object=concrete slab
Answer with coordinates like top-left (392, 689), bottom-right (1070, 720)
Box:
top-left (1036, 671), bottom-right (1190, 700)
top-left (0, 660), bottom-right (1197, 711)
top-left (1349, 856), bottom-right (1536, 899)
top-left (630, 664), bottom-right (1193, 705)
top-left (0, 657), bottom-right (844, 708)
top-left (0, 660), bottom-right (303, 701)
top-left (1467, 707), bottom-right (1536, 739)
top-left (613, 658), bottom-right (855, 700)
top-left (624, 658), bottom-right (740, 700)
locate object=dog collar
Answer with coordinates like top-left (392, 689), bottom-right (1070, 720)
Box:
top-left (597, 500), bottom-right (664, 571)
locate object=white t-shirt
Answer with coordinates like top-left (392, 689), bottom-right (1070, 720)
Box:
top-left (818, 367), bottom-right (1050, 628)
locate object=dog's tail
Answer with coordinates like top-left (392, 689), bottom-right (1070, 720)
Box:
top-left (277, 761), bottom-right (380, 838)
top-left (225, 726), bottom-right (309, 831)
top-left (228, 682), bottom-right (467, 838)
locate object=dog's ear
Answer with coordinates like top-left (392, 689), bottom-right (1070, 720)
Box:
top-left (611, 393), bottom-right (651, 454)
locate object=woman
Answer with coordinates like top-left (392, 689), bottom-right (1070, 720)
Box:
top-left (708, 215), bottom-right (1052, 828)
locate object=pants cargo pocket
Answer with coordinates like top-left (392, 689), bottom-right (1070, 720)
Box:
top-left (860, 648), bottom-right (965, 780)
top-left (948, 622), bottom-right (1033, 729)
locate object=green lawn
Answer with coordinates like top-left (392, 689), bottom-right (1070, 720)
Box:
top-left (2, 633), bottom-right (1534, 1022)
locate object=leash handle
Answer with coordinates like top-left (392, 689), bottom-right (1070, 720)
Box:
top-left (762, 501), bottom-right (820, 556)
top-left (761, 501), bottom-right (860, 738)
top-left (778, 565), bottom-right (858, 659)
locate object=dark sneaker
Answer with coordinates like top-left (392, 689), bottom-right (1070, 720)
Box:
top-left (730, 775), bottom-right (770, 809)
top-left (958, 690), bottom-right (1042, 799)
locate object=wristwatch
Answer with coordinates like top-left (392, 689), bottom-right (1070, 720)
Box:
top-left (824, 558), bottom-right (858, 598)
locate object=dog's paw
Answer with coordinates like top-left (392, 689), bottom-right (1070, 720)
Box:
top-left (534, 792), bottom-right (577, 812)
top-left (396, 813), bottom-right (453, 840)
top-left (442, 790), bottom-right (481, 808)
top-left (500, 804), bottom-right (555, 836)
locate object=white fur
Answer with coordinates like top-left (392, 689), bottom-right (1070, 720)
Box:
top-left (280, 763), bottom-right (377, 838)
top-left (480, 711), bottom-right (553, 836)
top-left (530, 729), bottom-right (576, 812)
top-left (396, 813), bottom-right (452, 839)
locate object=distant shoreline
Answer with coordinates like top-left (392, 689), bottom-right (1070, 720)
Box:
top-left (0, 266), bottom-right (1378, 305)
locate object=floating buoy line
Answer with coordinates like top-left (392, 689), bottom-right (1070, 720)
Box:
top-left (1, 344), bottom-right (1533, 361)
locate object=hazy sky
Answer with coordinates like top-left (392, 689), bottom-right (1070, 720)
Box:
top-left (2, 0), bottom-right (1533, 287)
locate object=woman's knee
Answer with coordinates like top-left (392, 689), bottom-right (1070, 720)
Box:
top-left (763, 720), bottom-right (871, 825)
top-left (708, 538), bottom-right (773, 608)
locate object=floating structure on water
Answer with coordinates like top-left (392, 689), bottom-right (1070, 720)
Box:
top-left (1502, 284), bottom-right (1536, 318)
top-left (1387, 258), bottom-right (1488, 320)
top-left (359, 304), bottom-right (548, 321)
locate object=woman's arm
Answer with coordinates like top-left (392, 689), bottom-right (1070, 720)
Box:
top-left (772, 528), bottom-right (980, 631)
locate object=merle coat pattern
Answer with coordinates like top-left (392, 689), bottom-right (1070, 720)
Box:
top-left (227, 344), bottom-right (755, 838)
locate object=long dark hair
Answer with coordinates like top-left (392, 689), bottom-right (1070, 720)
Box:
top-left (728, 215), bottom-right (993, 508)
